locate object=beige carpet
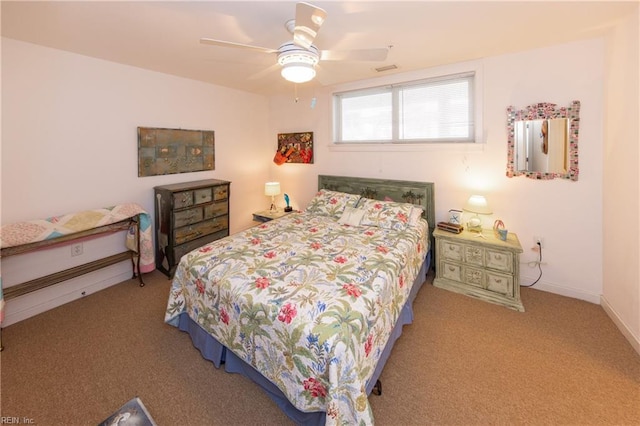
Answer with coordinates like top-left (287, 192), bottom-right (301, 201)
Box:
top-left (1, 270), bottom-right (638, 425)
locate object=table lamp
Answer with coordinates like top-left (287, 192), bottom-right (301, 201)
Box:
top-left (463, 195), bottom-right (492, 232)
top-left (265, 182), bottom-right (281, 211)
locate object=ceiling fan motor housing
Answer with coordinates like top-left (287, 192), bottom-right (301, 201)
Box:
top-left (277, 42), bottom-right (320, 66)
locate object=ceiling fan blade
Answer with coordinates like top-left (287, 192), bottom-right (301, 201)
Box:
top-left (248, 63), bottom-right (281, 81)
top-left (293, 2), bottom-right (327, 49)
top-left (320, 48), bottom-right (389, 62)
top-left (200, 38), bottom-right (278, 54)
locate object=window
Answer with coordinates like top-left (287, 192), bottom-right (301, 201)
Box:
top-left (333, 71), bottom-right (476, 144)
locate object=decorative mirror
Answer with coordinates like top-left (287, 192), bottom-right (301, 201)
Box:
top-left (506, 101), bottom-right (580, 181)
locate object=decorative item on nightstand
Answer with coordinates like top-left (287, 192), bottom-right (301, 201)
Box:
top-left (265, 182), bottom-right (281, 211)
top-left (284, 193), bottom-right (293, 212)
top-left (493, 219), bottom-right (509, 241)
top-left (463, 195), bottom-right (492, 232)
top-left (448, 209), bottom-right (463, 225)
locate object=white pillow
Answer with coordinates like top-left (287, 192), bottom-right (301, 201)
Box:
top-left (408, 206), bottom-right (425, 227)
top-left (338, 206), bottom-right (365, 226)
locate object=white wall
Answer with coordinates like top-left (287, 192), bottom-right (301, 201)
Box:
top-left (1, 38), bottom-right (271, 325)
top-left (268, 37), bottom-right (606, 305)
top-left (602, 9), bottom-right (640, 354)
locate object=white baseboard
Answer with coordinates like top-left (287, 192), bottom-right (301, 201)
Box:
top-left (521, 274), bottom-right (601, 305)
top-left (600, 294), bottom-right (640, 357)
top-left (2, 262), bottom-right (132, 327)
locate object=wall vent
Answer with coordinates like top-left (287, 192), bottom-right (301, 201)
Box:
top-left (375, 64), bottom-right (398, 72)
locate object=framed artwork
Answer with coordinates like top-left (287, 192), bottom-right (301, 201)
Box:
top-left (138, 127), bottom-right (214, 177)
top-left (275, 132), bottom-right (313, 164)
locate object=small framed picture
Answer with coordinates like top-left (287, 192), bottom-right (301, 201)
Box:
top-left (448, 209), bottom-right (463, 225)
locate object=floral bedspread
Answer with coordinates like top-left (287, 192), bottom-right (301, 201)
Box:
top-left (165, 211), bottom-right (428, 425)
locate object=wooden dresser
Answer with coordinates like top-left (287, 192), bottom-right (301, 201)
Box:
top-left (154, 179), bottom-right (230, 277)
top-left (433, 228), bottom-right (524, 311)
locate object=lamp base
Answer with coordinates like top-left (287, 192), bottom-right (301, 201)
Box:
top-left (467, 215), bottom-right (482, 232)
top-left (467, 223), bottom-right (483, 233)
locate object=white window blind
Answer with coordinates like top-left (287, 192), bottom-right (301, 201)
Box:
top-left (333, 72), bottom-right (475, 144)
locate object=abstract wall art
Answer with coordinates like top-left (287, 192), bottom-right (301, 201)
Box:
top-left (138, 127), bottom-right (215, 177)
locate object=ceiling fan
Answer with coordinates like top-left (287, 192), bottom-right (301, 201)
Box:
top-left (200, 2), bottom-right (389, 84)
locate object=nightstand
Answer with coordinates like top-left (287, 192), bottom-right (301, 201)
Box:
top-left (433, 228), bottom-right (525, 311)
top-left (252, 209), bottom-right (292, 222)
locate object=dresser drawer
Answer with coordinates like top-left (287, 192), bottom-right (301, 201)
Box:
top-left (194, 188), bottom-right (213, 205)
top-left (174, 207), bottom-right (204, 228)
top-left (204, 201), bottom-right (228, 218)
top-left (214, 185), bottom-right (228, 201)
top-left (173, 230), bottom-right (229, 263)
top-left (173, 191), bottom-right (195, 209)
top-left (485, 249), bottom-right (513, 273)
top-left (174, 216), bottom-right (229, 245)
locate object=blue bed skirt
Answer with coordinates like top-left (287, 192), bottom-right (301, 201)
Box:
top-left (176, 252), bottom-right (431, 425)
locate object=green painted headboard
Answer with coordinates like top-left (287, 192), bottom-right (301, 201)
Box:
top-left (318, 175), bottom-right (436, 257)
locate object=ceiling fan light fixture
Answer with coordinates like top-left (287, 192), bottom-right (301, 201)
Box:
top-left (281, 62), bottom-right (316, 83)
top-left (277, 43), bottom-right (319, 83)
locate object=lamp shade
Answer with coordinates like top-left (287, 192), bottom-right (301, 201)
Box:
top-left (265, 182), bottom-right (281, 196)
top-left (463, 195), bottom-right (492, 215)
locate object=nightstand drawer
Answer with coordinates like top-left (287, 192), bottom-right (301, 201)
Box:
top-left (440, 240), bottom-right (463, 261)
top-left (486, 249), bottom-right (513, 273)
top-left (464, 245), bottom-right (483, 266)
top-left (440, 260), bottom-right (463, 282)
top-left (464, 266), bottom-right (484, 288)
top-left (486, 271), bottom-right (514, 296)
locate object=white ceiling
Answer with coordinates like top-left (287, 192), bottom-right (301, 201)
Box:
top-left (2, 1), bottom-right (637, 96)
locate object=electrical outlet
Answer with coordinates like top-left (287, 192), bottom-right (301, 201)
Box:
top-left (533, 236), bottom-right (543, 248)
top-left (71, 243), bottom-right (83, 257)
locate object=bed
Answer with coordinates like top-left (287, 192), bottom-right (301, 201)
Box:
top-left (164, 175), bottom-right (435, 425)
